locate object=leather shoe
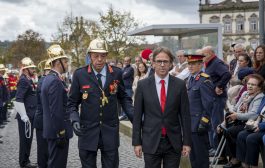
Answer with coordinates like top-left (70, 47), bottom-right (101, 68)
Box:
top-left (119, 115), bottom-right (128, 121)
top-left (21, 162), bottom-right (37, 168)
top-left (0, 139), bottom-right (3, 144)
top-left (223, 162), bottom-right (241, 168)
top-left (0, 125), bottom-right (5, 129)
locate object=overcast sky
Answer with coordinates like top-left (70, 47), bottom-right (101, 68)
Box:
top-left (0, 0), bottom-right (255, 42)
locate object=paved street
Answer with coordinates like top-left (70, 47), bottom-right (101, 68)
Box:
top-left (0, 109), bottom-right (144, 168)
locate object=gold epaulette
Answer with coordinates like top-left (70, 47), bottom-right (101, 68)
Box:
top-left (200, 72), bottom-right (209, 78)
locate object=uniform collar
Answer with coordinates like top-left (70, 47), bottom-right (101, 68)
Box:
top-left (92, 65), bottom-right (107, 77)
top-left (204, 55), bottom-right (217, 67)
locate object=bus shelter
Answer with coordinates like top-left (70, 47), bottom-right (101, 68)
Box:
top-left (127, 24), bottom-right (223, 59)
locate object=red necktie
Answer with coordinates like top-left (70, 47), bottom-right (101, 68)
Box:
top-left (160, 80), bottom-right (167, 136)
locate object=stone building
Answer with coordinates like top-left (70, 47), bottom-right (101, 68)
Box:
top-left (199, 0), bottom-right (262, 49)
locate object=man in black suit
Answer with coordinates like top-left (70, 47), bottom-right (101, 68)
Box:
top-left (68, 38), bottom-right (134, 168)
top-left (132, 47), bottom-right (192, 168)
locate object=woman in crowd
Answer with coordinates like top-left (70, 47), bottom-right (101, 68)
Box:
top-left (221, 74), bottom-right (264, 168)
top-left (132, 62), bottom-right (148, 101)
top-left (237, 95), bottom-right (265, 168)
top-left (253, 45), bottom-right (265, 78)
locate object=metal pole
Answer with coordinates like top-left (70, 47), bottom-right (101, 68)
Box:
top-left (259, 0), bottom-right (265, 45)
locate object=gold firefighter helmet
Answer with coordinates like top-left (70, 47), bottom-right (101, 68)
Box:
top-left (47, 44), bottom-right (68, 62)
top-left (44, 59), bottom-right (52, 70)
top-left (0, 64), bottom-right (6, 71)
top-left (87, 38), bottom-right (108, 53)
top-left (21, 57), bottom-right (36, 70)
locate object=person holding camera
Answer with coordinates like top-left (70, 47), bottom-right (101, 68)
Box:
top-left (222, 74), bottom-right (264, 168)
top-left (186, 54), bottom-right (215, 168)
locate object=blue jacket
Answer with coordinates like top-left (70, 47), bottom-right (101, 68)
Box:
top-left (205, 56), bottom-right (231, 97)
top-left (41, 70), bottom-right (73, 139)
top-left (122, 65), bottom-right (134, 89)
top-left (187, 72), bottom-right (215, 132)
top-left (33, 75), bottom-right (45, 130)
top-left (15, 74), bottom-right (37, 120)
top-left (68, 64), bottom-right (134, 151)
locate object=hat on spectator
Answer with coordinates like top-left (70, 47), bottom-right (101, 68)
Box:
top-left (141, 49), bottom-right (152, 60)
top-left (238, 67), bottom-right (254, 81)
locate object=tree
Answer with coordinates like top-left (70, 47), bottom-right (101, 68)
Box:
top-left (7, 29), bottom-right (46, 67)
top-left (54, 13), bottom-right (99, 68)
top-left (99, 5), bottom-right (145, 60)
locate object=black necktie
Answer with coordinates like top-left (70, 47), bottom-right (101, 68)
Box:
top-left (96, 73), bottom-right (102, 88)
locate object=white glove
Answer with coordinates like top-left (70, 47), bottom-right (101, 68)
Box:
top-left (14, 101), bottom-right (29, 122)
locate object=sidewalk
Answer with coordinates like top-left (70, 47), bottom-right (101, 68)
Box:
top-left (0, 109), bottom-right (144, 167)
top-left (119, 121), bottom-right (264, 168)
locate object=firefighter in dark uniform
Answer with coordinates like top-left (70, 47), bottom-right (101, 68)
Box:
top-left (0, 64), bottom-right (8, 129)
top-left (14, 57), bottom-right (37, 168)
top-left (68, 38), bottom-right (134, 168)
top-left (33, 59), bottom-right (51, 168)
top-left (186, 54), bottom-right (215, 168)
top-left (41, 44), bottom-right (73, 168)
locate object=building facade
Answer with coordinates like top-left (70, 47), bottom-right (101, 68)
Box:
top-left (199, 0), bottom-right (262, 49)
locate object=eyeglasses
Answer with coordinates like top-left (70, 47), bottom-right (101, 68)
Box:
top-left (247, 83), bottom-right (258, 87)
top-left (155, 60), bottom-right (170, 65)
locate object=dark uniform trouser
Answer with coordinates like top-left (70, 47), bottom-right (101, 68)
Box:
top-left (47, 139), bottom-right (69, 168)
top-left (143, 136), bottom-right (181, 168)
top-left (17, 118), bottom-right (34, 167)
top-left (190, 133), bottom-right (209, 168)
top-left (236, 130), bottom-right (265, 166)
top-left (225, 124), bottom-right (245, 158)
top-left (79, 133), bottom-right (119, 168)
top-left (0, 107), bottom-right (3, 125)
top-left (36, 129), bottom-right (48, 168)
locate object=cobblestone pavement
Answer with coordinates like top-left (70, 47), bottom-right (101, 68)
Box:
top-left (0, 109), bottom-right (144, 168)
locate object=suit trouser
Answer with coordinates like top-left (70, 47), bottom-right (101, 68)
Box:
top-left (79, 133), bottom-right (119, 168)
top-left (17, 118), bottom-right (34, 167)
top-left (47, 139), bottom-right (69, 168)
top-left (36, 129), bottom-right (48, 168)
top-left (0, 107), bottom-right (3, 125)
top-left (144, 136), bottom-right (181, 168)
top-left (190, 132), bottom-right (209, 168)
top-left (237, 130), bottom-right (265, 166)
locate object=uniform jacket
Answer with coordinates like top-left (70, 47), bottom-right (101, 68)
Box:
top-left (33, 75), bottom-right (45, 130)
top-left (205, 56), bottom-right (231, 97)
top-left (68, 64), bottom-right (134, 151)
top-left (41, 70), bottom-right (73, 139)
top-left (132, 75), bottom-right (191, 154)
top-left (187, 72), bottom-right (215, 132)
top-left (15, 74), bottom-right (37, 120)
top-left (122, 64), bottom-right (134, 89)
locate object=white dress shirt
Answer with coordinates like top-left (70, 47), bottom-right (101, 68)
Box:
top-left (154, 73), bottom-right (169, 104)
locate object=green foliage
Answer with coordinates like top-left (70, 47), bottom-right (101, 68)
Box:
top-left (98, 5), bottom-right (145, 61)
top-left (54, 13), bottom-right (100, 68)
top-left (7, 29), bottom-right (46, 68)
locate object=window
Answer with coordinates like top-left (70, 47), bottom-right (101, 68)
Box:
top-left (210, 16), bottom-right (220, 23)
top-left (249, 13), bottom-right (258, 33)
top-left (223, 15), bottom-right (232, 33)
top-left (236, 15), bottom-right (244, 33)
top-left (250, 40), bottom-right (259, 49)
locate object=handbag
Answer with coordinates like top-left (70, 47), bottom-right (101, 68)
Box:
top-left (244, 115), bottom-right (262, 132)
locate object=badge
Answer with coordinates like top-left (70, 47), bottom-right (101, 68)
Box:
top-left (82, 91), bottom-right (88, 100)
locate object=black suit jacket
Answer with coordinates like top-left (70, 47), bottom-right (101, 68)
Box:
top-left (132, 75), bottom-right (191, 154)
